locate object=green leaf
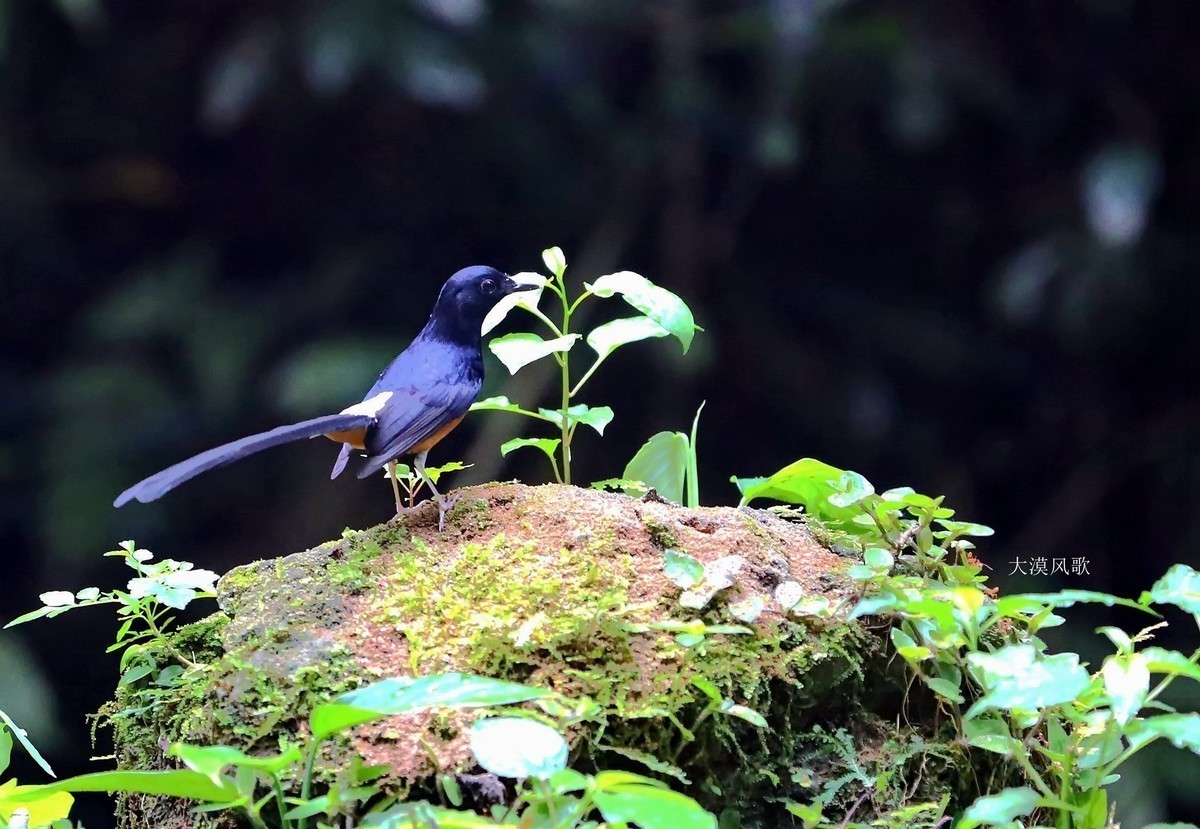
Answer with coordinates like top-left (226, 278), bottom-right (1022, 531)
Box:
top-left (592, 780), bottom-right (717, 829)
top-left (168, 744), bottom-right (303, 783)
top-left (0, 710), bottom-right (54, 778)
top-left (1102, 653), bottom-right (1150, 726)
top-left (12, 769), bottom-right (238, 804)
top-left (925, 677), bottom-right (965, 704)
top-left (468, 717), bottom-right (568, 779)
top-left (488, 332), bottom-right (579, 374)
top-left (828, 470), bottom-right (874, 507)
top-left (0, 726), bottom-right (10, 776)
top-left (933, 519), bottom-right (995, 537)
top-left (481, 271), bottom-right (549, 335)
top-left (1123, 713), bottom-right (1200, 754)
top-left (995, 590), bottom-right (1153, 615)
top-left (587, 315), bottom-right (671, 360)
top-left (591, 478), bottom-right (650, 497)
top-left (623, 432), bottom-right (689, 504)
top-left (966, 645), bottom-right (1091, 716)
top-left (362, 801), bottom-right (500, 828)
top-left (1141, 647), bottom-right (1200, 682)
top-left (663, 550), bottom-right (704, 589)
top-left (718, 700), bottom-right (768, 728)
top-left (731, 459), bottom-right (865, 529)
top-left (538, 404), bottom-right (614, 435)
top-left (310, 673), bottom-right (552, 741)
top-left (39, 591), bottom-right (75, 608)
top-left (958, 787), bottom-right (1041, 828)
top-left (0, 784), bottom-right (74, 827)
top-left (586, 271), bottom-right (699, 353)
top-left (542, 246), bottom-right (567, 278)
top-left (424, 461), bottom-right (470, 485)
top-left (1143, 564), bottom-right (1200, 615)
top-left (500, 437), bottom-right (561, 463)
top-left (597, 745), bottom-right (690, 784)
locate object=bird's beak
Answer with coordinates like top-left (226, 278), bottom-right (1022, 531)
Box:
top-left (506, 277), bottom-right (539, 294)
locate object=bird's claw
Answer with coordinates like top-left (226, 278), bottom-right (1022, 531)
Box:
top-left (435, 492), bottom-right (461, 532)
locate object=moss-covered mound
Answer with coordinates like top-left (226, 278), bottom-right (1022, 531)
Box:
top-left (108, 483), bottom-right (982, 828)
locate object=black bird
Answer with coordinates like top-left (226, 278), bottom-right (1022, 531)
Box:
top-left (114, 266), bottom-right (534, 530)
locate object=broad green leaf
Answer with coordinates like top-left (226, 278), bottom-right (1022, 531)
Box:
top-left (624, 432), bottom-right (689, 504)
top-left (1143, 564), bottom-right (1200, 615)
top-left (548, 768), bottom-right (590, 794)
top-left (310, 674), bottom-right (552, 741)
top-left (731, 459), bottom-right (865, 529)
top-left (925, 677), bottom-right (965, 704)
top-left (468, 717), bottom-right (567, 779)
top-left (1141, 647), bottom-right (1200, 682)
top-left (890, 628), bottom-right (932, 662)
top-left (0, 785), bottom-right (73, 826)
top-left (4, 607), bottom-right (59, 628)
top-left (587, 315), bottom-right (670, 359)
top-left (538, 404), bottom-right (614, 435)
top-left (592, 782), bottom-right (716, 829)
top-left (481, 271), bottom-right (548, 334)
top-left (728, 595), bottom-right (765, 623)
top-left (0, 727), bottom-right (10, 776)
top-left (586, 271), bottom-right (699, 353)
top-left (0, 710), bottom-right (54, 778)
top-left (12, 769), bottom-right (238, 803)
top-left (1123, 713), bottom-right (1200, 754)
top-left (958, 787), bottom-right (1041, 828)
top-left (663, 551), bottom-right (704, 589)
top-left (488, 332), bottom-right (579, 374)
top-left (1102, 654), bottom-right (1149, 726)
top-left (966, 645), bottom-right (1090, 716)
top-left (167, 744), bottom-right (302, 784)
top-left (500, 437), bottom-right (561, 463)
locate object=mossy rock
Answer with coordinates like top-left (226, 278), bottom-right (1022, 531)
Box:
top-left (107, 483), bottom-right (991, 828)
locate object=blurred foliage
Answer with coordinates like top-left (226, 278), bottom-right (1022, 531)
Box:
top-left (1, 0), bottom-right (1197, 825)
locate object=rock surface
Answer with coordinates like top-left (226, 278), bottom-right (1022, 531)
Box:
top-left (108, 483), bottom-right (973, 828)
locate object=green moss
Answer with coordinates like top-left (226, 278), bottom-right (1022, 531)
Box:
top-left (642, 516), bottom-right (679, 548)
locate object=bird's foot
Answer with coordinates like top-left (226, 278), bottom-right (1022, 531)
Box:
top-left (389, 503), bottom-right (424, 523)
top-left (434, 492), bottom-right (461, 532)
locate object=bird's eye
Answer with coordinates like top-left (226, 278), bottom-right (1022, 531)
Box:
top-left (480, 278), bottom-right (497, 295)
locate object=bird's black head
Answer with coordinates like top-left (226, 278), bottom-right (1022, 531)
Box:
top-left (424, 266), bottom-right (534, 346)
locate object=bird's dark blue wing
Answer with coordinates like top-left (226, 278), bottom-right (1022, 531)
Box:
top-left (355, 377), bottom-right (481, 479)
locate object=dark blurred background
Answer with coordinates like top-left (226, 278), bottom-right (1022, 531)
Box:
top-left (1, 0), bottom-right (1197, 825)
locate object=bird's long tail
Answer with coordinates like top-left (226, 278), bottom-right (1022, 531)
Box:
top-left (113, 413), bottom-right (376, 507)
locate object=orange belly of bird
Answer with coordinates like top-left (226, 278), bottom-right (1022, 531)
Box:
top-left (407, 415), bottom-right (465, 454)
top-left (321, 414), bottom-right (464, 456)
top-left (324, 427), bottom-right (367, 449)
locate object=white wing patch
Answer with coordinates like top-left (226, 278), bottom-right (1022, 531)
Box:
top-left (340, 391), bottom-right (393, 418)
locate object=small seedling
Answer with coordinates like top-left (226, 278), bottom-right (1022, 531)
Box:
top-left (474, 246), bottom-right (699, 485)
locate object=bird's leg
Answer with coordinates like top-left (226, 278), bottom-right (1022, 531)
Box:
top-left (414, 450), bottom-right (459, 532)
top-left (387, 459), bottom-right (422, 520)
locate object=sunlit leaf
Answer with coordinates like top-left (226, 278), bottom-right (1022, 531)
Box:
top-left (488, 332), bottom-right (579, 374)
top-left (966, 645), bottom-right (1090, 716)
top-left (663, 550), bottom-right (704, 589)
top-left (1143, 564), bottom-right (1200, 615)
top-left (468, 717), bottom-right (567, 779)
top-left (482, 272), bottom-right (549, 334)
top-left (1140, 647), bottom-right (1200, 682)
top-left (586, 271), bottom-right (699, 353)
top-left (586, 316), bottom-right (670, 359)
top-left (1102, 654), bottom-right (1149, 726)
top-left (542, 246), bottom-right (567, 278)
top-left (1123, 713), bottom-right (1200, 754)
